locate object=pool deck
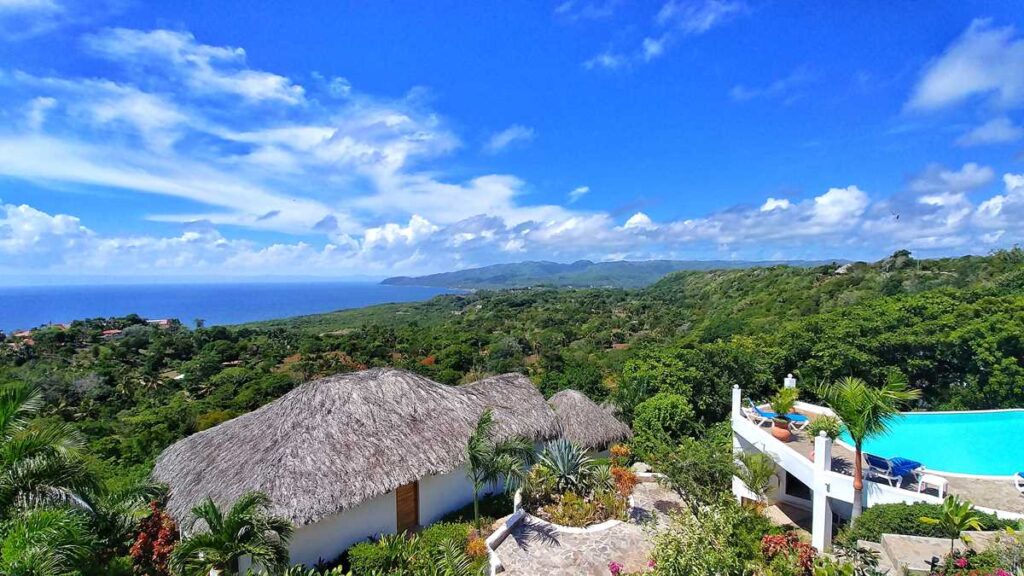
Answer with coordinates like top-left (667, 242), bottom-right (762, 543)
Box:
top-left (788, 427), bottom-right (1024, 515)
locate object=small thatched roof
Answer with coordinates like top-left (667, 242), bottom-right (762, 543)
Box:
top-left (152, 368), bottom-right (559, 527)
top-left (548, 390), bottom-right (632, 451)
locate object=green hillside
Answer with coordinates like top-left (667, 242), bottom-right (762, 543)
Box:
top-left (380, 258), bottom-right (836, 289)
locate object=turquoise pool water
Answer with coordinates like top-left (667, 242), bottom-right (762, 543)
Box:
top-left (837, 410), bottom-right (1024, 477)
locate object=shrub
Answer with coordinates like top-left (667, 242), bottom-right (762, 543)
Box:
top-left (465, 535), bottom-right (488, 559)
top-left (547, 492), bottom-right (601, 527)
top-left (418, 522), bottom-right (472, 552)
top-left (610, 443), bottom-right (632, 468)
top-left (610, 466), bottom-right (638, 498)
top-left (806, 415), bottom-right (841, 440)
top-left (761, 532), bottom-right (816, 576)
top-left (650, 499), bottom-right (775, 575)
top-left (632, 393), bottom-right (697, 459)
top-left (129, 501), bottom-right (178, 576)
top-left (346, 541), bottom-right (391, 574)
top-left (655, 422), bottom-right (734, 507)
top-left (838, 502), bottom-right (1014, 544)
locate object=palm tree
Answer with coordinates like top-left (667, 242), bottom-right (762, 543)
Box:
top-left (734, 451), bottom-right (777, 509)
top-left (169, 491), bottom-right (293, 576)
top-left (818, 375), bottom-right (920, 520)
top-left (0, 507), bottom-right (93, 576)
top-left (0, 383), bottom-right (96, 518)
top-left (466, 408), bottom-right (534, 530)
top-left (920, 495), bottom-right (984, 556)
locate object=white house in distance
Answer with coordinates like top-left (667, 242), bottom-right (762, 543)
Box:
top-left (152, 368), bottom-right (629, 569)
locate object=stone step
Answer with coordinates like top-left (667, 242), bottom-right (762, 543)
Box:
top-left (880, 534), bottom-right (963, 575)
top-left (857, 540), bottom-right (895, 575)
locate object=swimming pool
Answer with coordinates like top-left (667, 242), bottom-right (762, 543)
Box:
top-left (837, 409), bottom-right (1024, 477)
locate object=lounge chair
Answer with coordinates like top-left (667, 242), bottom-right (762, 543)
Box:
top-left (1015, 472), bottom-right (1024, 494)
top-left (865, 454), bottom-right (924, 488)
top-left (747, 400), bottom-right (779, 426)
top-left (785, 412), bottom-right (810, 431)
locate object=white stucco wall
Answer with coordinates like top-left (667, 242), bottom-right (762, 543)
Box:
top-left (419, 463), bottom-right (481, 526)
top-left (240, 462), bottom-right (522, 572)
top-left (259, 491), bottom-right (399, 570)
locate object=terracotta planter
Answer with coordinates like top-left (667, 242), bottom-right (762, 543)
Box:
top-left (771, 421), bottom-right (792, 442)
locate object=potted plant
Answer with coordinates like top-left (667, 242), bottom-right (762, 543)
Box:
top-left (805, 414), bottom-right (841, 461)
top-left (769, 388), bottom-right (799, 442)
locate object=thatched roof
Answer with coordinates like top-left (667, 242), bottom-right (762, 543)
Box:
top-left (152, 368), bottom-right (560, 527)
top-left (548, 390), bottom-right (632, 451)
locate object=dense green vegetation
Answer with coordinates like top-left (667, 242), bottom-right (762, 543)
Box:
top-left (1, 248), bottom-right (1023, 574)
top-left (381, 258), bottom-right (831, 289)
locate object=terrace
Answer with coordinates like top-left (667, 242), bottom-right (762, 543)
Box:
top-left (730, 386), bottom-right (1024, 552)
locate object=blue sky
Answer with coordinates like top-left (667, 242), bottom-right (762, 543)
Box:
top-left (1, 0), bottom-right (1024, 281)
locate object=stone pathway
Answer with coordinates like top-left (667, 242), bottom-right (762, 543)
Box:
top-left (494, 480), bottom-right (684, 575)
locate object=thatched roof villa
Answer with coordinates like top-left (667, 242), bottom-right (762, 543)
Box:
top-left (153, 368), bottom-right (560, 568)
top-left (548, 389), bottom-right (632, 453)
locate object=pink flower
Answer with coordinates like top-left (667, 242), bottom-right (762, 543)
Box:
top-left (608, 561), bottom-right (623, 575)
top-left (954, 557), bottom-right (968, 569)
top-left (995, 570), bottom-right (1012, 576)
top-left (648, 559), bottom-right (657, 569)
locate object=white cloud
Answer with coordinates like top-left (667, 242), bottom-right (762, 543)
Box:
top-left (568, 185), bottom-right (590, 203)
top-left (585, 0), bottom-right (747, 70)
top-left (657, 0), bottom-right (746, 35)
top-left (955, 117), bottom-right (1024, 147)
top-left (760, 198), bottom-right (791, 212)
top-left (583, 51), bottom-right (627, 71)
top-left (730, 68), bottom-right (809, 103)
top-left (554, 0), bottom-right (619, 21)
top-left (24, 96), bottom-right (55, 130)
top-left (811, 186), bottom-right (869, 225)
top-left (907, 19), bottom-right (1024, 111)
top-left (621, 212), bottom-right (657, 231)
top-left (483, 125), bottom-right (535, 153)
top-left (908, 163), bottom-right (994, 194)
top-left (642, 36), bottom-right (667, 61)
top-left (84, 28), bottom-right (305, 104)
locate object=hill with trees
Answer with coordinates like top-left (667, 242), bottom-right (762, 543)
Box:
top-left (380, 258), bottom-right (837, 289)
top-left (2, 249), bottom-right (1022, 486)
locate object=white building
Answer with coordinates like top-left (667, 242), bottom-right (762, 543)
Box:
top-left (730, 385), bottom-right (1023, 551)
top-left (153, 368), bottom-right (563, 569)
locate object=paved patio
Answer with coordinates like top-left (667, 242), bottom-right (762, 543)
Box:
top-left (786, 426), bottom-right (1024, 514)
top-left (494, 480), bottom-right (684, 575)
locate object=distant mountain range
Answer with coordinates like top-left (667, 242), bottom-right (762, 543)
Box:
top-left (381, 259), bottom-right (843, 289)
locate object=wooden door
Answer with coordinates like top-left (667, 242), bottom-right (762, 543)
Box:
top-left (396, 481), bottom-right (419, 533)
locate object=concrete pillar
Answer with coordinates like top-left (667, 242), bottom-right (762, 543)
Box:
top-left (731, 386), bottom-right (743, 502)
top-left (731, 385), bottom-right (743, 421)
top-left (811, 431), bottom-right (834, 551)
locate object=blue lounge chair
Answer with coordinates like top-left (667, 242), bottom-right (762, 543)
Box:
top-left (785, 412), bottom-right (809, 431)
top-left (865, 454), bottom-right (924, 488)
top-left (746, 400), bottom-right (809, 430)
top-left (746, 400), bottom-right (779, 426)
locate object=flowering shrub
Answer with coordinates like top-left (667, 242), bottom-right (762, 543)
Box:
top-left (610, 444), bottom-right (632, 468)
top-left (761, 532), bottom-right (817, 576)
top-left (465, 534), bottom-right (488, 559)
top-left (611, 465), bottom-right (638, 498)
top-left (929, 549), bottom-right (1012, 576)
top-left (129, 501), bottom-right (178, 576)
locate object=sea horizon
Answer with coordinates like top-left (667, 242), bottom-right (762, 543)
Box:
top-left (0, 282), bottom-right (457, 333)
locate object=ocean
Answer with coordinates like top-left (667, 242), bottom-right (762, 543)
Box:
top-left (0, 283), bottom-right (456, 333)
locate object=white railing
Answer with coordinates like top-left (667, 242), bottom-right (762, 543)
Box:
top-left (730, 386), bottom-right (1023, 550)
